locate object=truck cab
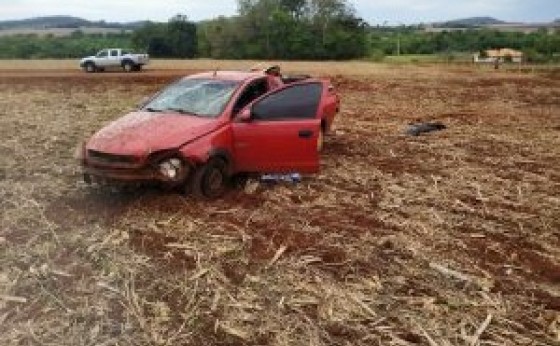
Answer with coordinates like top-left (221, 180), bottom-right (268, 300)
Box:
top-left (80, 48), bottom-right (149, 73)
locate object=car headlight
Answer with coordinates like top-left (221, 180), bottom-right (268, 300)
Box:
top-left (158, 158), bottom-right (185, 180)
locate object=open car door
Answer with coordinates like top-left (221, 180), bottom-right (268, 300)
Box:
top-left (232, 82), bottom-right (323, 174)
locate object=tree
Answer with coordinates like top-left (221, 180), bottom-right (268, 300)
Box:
top-left (131, 15), bottom-right (197, 58)
top-left (131, 22), bottom-right (166, 53)
top-left (167, 15), bottom-right (197, 58)
top-left (209, 0), bottom-right (368, 59)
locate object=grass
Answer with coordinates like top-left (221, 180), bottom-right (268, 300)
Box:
top-left (383, 54), bottom-right (472, 63)
top-left (0, 62), bottom-right (559, 345)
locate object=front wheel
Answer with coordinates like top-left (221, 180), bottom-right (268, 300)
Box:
top-left (84, 62), bottom-right (96, 73)
top-left (188, 158), bottom-right (228, 199)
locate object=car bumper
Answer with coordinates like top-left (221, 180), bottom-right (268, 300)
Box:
top-left (83, 165), bottom-right (159, 183)
top-left (82, 162), bottom-right (190, 187)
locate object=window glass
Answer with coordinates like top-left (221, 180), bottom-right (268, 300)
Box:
top-left (252, 83), bottom-right (322, 120)
top-left (96, 50), bottom-right (108, 58)
top-left (143, 78), bottom-right (239, 117)
top-left (110, 50), bottom-right (118, 57)
top-left (233, 78), bottom-right (268, 115)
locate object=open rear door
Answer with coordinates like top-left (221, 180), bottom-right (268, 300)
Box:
top-left (232, 82), bottom-right (324, 174)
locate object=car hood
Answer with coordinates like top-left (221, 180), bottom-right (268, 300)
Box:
top-left (86, 111), bottom-right (219, 156)
top-left (81, 56), bottom-right (95, 62)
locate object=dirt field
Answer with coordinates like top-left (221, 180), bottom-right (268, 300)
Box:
top-left (0, 61), bottom-right (559, 346)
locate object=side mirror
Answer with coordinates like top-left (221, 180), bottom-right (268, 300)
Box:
top-left (238, 108), bottom-right (252, 122)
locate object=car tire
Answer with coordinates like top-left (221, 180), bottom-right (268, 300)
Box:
top-left (189, 158), bottom-right (228, 198)
top-left (123, 61), bottom-right (134, 72)
top-left (84, 62), bottom-right (96, 73)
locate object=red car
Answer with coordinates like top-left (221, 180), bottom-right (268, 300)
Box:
top-left (78, 69), bottom-right (339, 197)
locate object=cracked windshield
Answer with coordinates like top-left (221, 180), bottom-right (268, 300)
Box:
top-left (144, 79), bottom-right (239, 116)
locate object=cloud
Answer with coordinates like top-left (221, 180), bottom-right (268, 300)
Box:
top-left (0, 0), bottom-right (237, 22)
top-left (352, 0), bottom-right (560, 24)
top-left (0, 0), bottom-right (557, 23)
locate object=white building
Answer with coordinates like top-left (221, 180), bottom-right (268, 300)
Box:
top-left (473, 48), bottom-right (524, 63)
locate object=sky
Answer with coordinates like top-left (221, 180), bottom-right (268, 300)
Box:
top-left (0, 0), bottom-right (558, 24)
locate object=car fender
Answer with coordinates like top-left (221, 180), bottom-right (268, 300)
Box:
top-left (80, 58), bottom-right (95, 67)
top-left (178, 123), bottom-right (234, 170)
top-left (318, 80), bottom-right (339, 132)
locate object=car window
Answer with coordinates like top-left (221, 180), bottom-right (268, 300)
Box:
top-left (232, 78), bottom-right (268, 115)
top-left (96, 50), bottom-right (108, 58)
top-left (110, 50), bottom-right (118, 57)
top-left (143, 78), bottom-right (239, 117)
top-left (252, 83), bottom-right (322, 121)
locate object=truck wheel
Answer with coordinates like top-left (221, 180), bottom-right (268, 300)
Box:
top-left (123, 61), bottom-right (134, 72)
top-left (134, 65), bottom-right (142, 72)
top-left (84, 62), bottom-right (96, 73)
top-left (189, 158), bottom-right (228, 198)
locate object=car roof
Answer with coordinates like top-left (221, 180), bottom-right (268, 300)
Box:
top-left (184, 70), bottom-right (264, 82)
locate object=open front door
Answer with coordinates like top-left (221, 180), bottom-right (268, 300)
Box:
top-left (232, 82), bottom-right (323, 174)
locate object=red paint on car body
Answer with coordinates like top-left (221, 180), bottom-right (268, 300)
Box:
top-left (80, 70), bottom-right (339, 188)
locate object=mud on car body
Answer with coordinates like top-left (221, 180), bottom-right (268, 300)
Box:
top-left (77, 69), bottom-right (340, 197)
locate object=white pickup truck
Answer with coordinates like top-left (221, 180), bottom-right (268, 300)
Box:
top-left (80, 48), bottom-right (149, 73)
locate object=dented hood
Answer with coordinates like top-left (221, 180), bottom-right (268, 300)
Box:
top-left (86, 111), bottom-right (218, 156)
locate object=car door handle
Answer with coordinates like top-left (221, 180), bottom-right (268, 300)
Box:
top-left (298, 129), bottom-right (314, 139)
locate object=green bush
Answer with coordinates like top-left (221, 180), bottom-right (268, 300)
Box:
top-left (368, 49), bottom-right (385, 62)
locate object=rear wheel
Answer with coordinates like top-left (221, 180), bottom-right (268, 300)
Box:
top-left (189, 158), bottom-right (228, 198)
top-left (123, 61), bottom-right (134, 72)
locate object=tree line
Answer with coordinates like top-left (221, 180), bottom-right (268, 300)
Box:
top-left (0, 0), bottom-right (368, 60)
top-left (197, 0), bottom-right (368, 59)
top-left (369, 27), bottom-right (560, 63)
top-left (0, 0), bottom-right (558, 62)
top-left (0, 31), bottom-right (131, 59)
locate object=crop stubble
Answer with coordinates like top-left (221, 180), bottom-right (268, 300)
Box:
top-left (0, 62), bottom-right (559, 345)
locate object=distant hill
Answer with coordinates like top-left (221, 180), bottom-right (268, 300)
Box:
top-left (437, 17), bottom-right (508, 28)
top-left (423, 16), bottom-right (560, 33)
top-left (0, 15), bottom-right (89, 29)
top-left (0, 15), bottom-right (151, 30)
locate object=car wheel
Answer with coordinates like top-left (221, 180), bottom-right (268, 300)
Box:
top-left (189, 158), bottom-right (228, 198)
top-left (135, 65), bottom-right (142, 72)
top-left (84, 62), bottom-right (96, 73)
top-left (123, 62), bottom-right (134, 72)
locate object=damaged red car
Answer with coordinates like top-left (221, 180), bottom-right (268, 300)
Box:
top-left (77, 69), bottom-right (339, 197)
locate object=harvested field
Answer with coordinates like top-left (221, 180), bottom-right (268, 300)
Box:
top-left (0, 61), bottom-right (559, 346)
